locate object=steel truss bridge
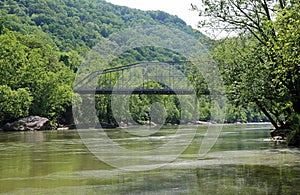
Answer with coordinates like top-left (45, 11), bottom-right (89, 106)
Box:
top-left (73, 61), bottom-right (208, 95)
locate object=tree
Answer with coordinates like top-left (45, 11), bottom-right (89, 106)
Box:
top-left (0, 85), bottom-right (32, 125)
top-left (0, 30), bottom-right (74, 124)
top-left (193, 0), bottom-right (300, 145)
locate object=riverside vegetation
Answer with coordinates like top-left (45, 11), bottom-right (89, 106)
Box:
top-left (0, 0), bottom-right (299, 146)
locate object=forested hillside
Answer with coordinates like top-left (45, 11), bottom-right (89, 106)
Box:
top-left (0, 0), bottom-right (198, 51)
top-left (0, 0), bottom-right (267, 128)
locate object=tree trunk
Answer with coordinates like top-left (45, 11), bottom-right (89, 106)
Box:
top-left (255, 100), bottom-right (279, 129)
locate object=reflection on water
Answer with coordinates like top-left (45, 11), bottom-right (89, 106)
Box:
top-left (0, 124), bottom-right (299, 194)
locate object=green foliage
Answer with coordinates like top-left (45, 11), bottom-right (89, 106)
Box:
top-left (128, 93), bottom-right (181, 125)
top-left (196, 0), bottom-right (300, 144)
top-left (0, 85), bottom-right (32, 124)
top-left (286, 113), bottom-right (300, 146)
top-left (0, 0), bottom-right (202, 51)
top-left (0, 30), bottom-right (74, 124)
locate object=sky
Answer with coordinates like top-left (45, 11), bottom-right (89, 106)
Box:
top-left (105, 0), bottom-right (202, 29)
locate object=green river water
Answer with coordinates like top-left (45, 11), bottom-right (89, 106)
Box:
top-left (0, 123), bottom-right (300, 194)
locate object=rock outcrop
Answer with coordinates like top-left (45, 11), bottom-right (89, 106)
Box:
top-left (3, 116), bottom-right (51, 131)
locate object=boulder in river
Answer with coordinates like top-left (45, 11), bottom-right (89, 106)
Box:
top-left (3, 116), bottom-right (51, 131)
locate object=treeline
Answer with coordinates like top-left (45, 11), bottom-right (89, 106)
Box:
top-left (0, 0), bottom-right (268, 127)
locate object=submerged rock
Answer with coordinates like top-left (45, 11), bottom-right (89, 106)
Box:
top-left (3, 116), bottom-right (51, 131)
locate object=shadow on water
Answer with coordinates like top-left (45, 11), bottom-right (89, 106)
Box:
top-left (0, 124), bottom-right (299, 194)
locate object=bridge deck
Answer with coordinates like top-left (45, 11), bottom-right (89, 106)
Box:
top-left (74, 88), bottom-right (197, 95)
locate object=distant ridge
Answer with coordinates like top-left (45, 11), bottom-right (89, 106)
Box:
top-left (0, 0), bottom-right (205, 51)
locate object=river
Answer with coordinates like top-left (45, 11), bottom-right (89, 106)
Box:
top-left (0, 123), bottom-right (299, 194)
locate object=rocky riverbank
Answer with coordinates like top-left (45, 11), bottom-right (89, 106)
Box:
top-left (1, 116), bottom-right (52, 131)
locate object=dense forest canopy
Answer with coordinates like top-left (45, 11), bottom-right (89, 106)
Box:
top-left (0, 0), bottom-right (197, 51)
top-left (0, 0), bottom-right (269, 130)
